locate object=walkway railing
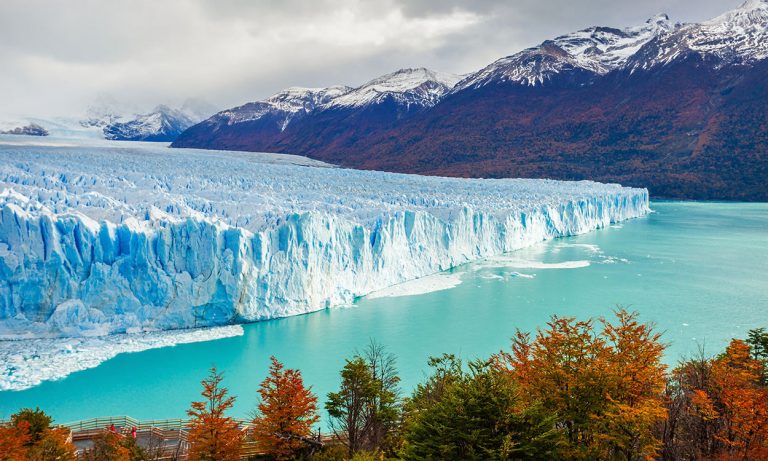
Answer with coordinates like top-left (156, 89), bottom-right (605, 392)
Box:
top-left (9, 415), bottom-right (331, 460)
top-left (60, 415), bottom-right (253, 432)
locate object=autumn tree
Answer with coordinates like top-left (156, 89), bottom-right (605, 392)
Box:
top-left (251, 356), bottom-right (320, 460)
top-left (81, 431), bottom-right (131, 461)
top-left (10, 408), bottom-right (50, 448)
top-left (658, 351), bottom-right (718, 460)
top-left (27, 428), bottom-right (77, 461)
top-left (0, 420), bottom-right (30, 461)
top-left (4, 408), bottom-right (76, 461)
top-left (497, 309), bottom-right (667, 460)
top-left (660, 335), bottom-right (768, 460)
top-left (187, 367), bottom-right (243, 461)
top-left (708, 340), bottom-right (768, 459)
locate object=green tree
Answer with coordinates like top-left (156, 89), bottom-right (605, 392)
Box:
top-left (361, 340), bottom-right (401, 453)
top-left (121, 435), bottom-right (153, 461)
top-left (402, 355), bottom-right (561, 460)
top-left (326, 357), bottom-right (380, 457)
top-left (747, 327), bottom-right (768, 382)
top-left (10, 408), bottom-right (51, 446)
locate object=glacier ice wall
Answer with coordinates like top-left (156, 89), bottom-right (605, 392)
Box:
top-left (0, 141), bottom-right (649, 338)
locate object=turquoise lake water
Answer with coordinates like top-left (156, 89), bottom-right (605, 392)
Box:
top-left (1, 202), bottom-right (766, 424)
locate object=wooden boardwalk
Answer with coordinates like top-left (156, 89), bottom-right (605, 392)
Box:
top-left (61, 415), bottom-right (329, 460)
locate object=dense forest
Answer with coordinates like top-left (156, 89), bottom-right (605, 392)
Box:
top-left (2, 310), bottom-right (767, 460)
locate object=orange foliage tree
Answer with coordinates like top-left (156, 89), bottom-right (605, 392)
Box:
top-left (660, 337), bottom-right (768, 460)
top-left (27, 428), bottom-right (77, 461)
top-left (80, 430), bottom-right (130, 461)
top-left (497, 309), bottom-right (667, 460)
top-left (0, 420), bottom-right (30, 461)
top-left (187, 367), bottom-right (243, 461)
top-left (251, 356), bottom-right (320, 460)
top-left (709, 340), bottom-right (768, 459)
top-left (1, 408), bottom-right (76, 461)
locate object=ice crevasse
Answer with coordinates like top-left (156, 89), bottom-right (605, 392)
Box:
top-left (0, 142), bottom-right (649, 338)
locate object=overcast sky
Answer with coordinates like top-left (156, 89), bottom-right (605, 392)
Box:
top-left (0, 0), bottom-right (744, 118)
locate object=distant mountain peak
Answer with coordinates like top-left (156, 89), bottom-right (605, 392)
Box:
top-left (628, 0), bottom-right (768, 70)
top-left (454, 14), bottom-right (675, 90)
top-left (195, 67), bottom-right (459, 135)
top-left (325, 67), bottom-right (461, 109)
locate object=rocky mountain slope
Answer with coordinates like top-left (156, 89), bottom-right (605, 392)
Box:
top-left (173, 0), bottom-right (768, 200)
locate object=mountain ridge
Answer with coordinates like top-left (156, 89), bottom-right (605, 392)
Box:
top-left (172, 0), bottom-right (768, 200)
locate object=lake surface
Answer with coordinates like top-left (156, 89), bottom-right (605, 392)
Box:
top-left (1, 202), bottom-right (766, 424)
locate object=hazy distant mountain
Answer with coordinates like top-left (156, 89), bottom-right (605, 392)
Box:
top-left (174, 0), bottom-right (768, 200)
top-left (0, 123), bottom-right (49, 136)
top-left (84, 98), bottom-right (217, 142)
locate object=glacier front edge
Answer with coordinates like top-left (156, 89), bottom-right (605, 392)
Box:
top-left (0, 141), bottom-right (649, 338)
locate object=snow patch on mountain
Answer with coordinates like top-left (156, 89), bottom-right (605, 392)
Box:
top-left (102, 105), bottom-right (196, 142)
top-left (217, 86), bottom-right (351, 131)
top-left (0, 140), bottom-right (648, 339)
top-left (80, 98), bottom-right (217, 142)
top-left (203, 68), bottom-right (460, 133)
top-left (325, 68), bottom-right (461, 109)
top-left (628, 0), bottom-right (768, 70)
top-left (454, 14), bottom-right (675, 89)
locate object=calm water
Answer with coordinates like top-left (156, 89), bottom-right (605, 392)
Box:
top-left (1, 202), bottom-right (766, 423)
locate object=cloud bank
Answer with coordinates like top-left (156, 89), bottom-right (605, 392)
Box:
top-left (0, 0), bottom-right (741, 118)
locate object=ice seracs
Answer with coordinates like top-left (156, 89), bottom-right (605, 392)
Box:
top-left (0, 140), bottom-right (649, 339)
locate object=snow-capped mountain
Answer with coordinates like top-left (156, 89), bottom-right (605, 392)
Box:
top-left (325, 68), bottom-right (460, 109)
top-left (174, 0), bottom-right (768, 200)
top-left (188, 68), bottom-right (459, 136)
top-left (454, 14), bottom-right (675, 90)
top-left (81, 98), bottom-right (217, 142)
top-left (216, 86), bottom-right (351, 132)
top-left (103, 105), bottom-right (197, 142)
top-left (172, 67), bottom-right (461, 150)
top-left (628, 0), bottom-right (768, 70)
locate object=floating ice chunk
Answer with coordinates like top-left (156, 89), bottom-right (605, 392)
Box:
top-left (366, 272), bottom-right (463, 299)
top-left (480, 257), bottom-right (591, 270)
top-left (0, 325), bottom-right (244, 391)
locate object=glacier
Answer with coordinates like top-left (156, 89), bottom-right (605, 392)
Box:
top-left (0, 137), bottom-right (649, 339)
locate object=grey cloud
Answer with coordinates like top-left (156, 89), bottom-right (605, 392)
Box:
top-left (0, 0), bottom-right (745, 119)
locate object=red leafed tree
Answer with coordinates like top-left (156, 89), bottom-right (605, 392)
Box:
top-left (252, 356), bottom-right (320, 460)
top-left (187, 367), bottom-right (243, 461)
top-left (709, 340), bottom-right (768, 459)
top-left (0, 420), bottom-right (30, 461)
